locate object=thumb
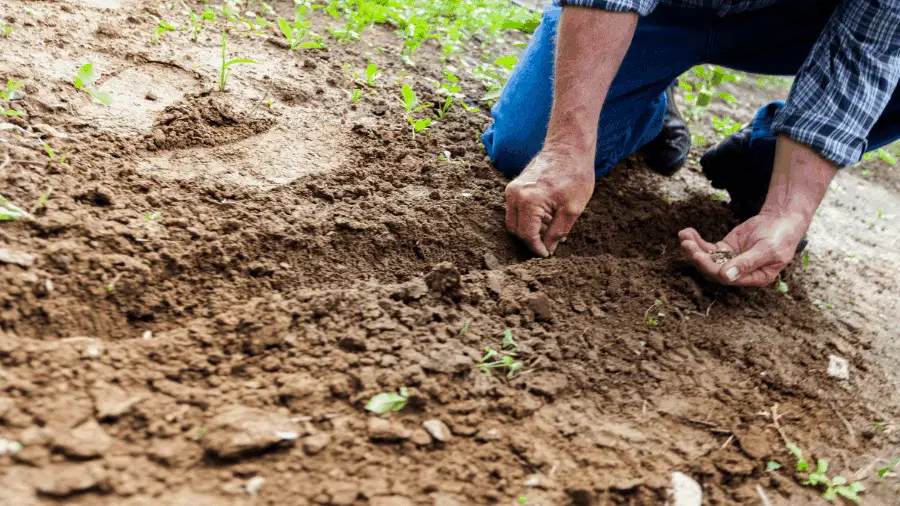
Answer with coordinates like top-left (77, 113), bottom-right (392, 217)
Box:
top-left (720, 245), bottom-right (774, 286)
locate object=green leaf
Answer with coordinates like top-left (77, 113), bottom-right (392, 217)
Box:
top-left (716, 91), bottom-right (737, 103)
top-left (697, 92), bottom-right (711, 107)
top-left (365, 390), bottom-right (408, 414)
top-left (775, 278), bottom-right (789, 293)
top-left (4, 109), bottom-right (23, 117)
top-left (878, 457), bottom-right (900, 479)
top-left (677, 81), bottom-right (693, 92)
top-left (85, 88), bottom-right (113, 105)
top-left (816, 459), bottom-right (829, 475)
top-left (277, 17), bottom-right (293, 43)
top-left (401, 83), bottom-right (416, 111)
top-left (8, 79), bottom-right (24, 92)
top-left (805, 473), bottom-right (830, 486)
top-left (365, 63), bottom-right (379, 86)
top-left (502, 329), bottom-right (517, 349)
top-left (459, 321), bottom-right (469, 337)
top-left (823, 487), bottom-right (837, 501)
top-left (493, 55), bottom-right (517, 71)
top-left (802, 250), bottom-right (809, 270)
top-left (835, 484), bottom-right (863, 503)
top-left (75, 63), bottom-right (94, 89)
top-left (481, 89), bottom-right (502, 101)
top-left (295, 41), bottom-right (322, 49)
top-left (224, 58), bottom-right (258, 69)
top-left (412, 118), bottom-right (431, 132)
top-left (831, 476), bottom-right (846, 486)
top-left (766, 461), bottom-right (782, 472)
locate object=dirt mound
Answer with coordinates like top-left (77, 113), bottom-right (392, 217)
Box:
top-left (0, 1), bottom-right (897, 505)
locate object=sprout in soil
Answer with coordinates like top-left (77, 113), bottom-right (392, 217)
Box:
top-left (1, 78), bottom-right (26, 117)
top-left (276, 3), bottom-right (322, 51)
top-left (365, 387), bottom-right (409, 414)
top-left (345, 88), bottom-right (362, 104)
top-left (219, 32), bottom-right (257, 91)
top-left (879, 457), bottom-right (899, 480)
top-left (74, 63), bottom-right (112, 105)
top-left (477, 329), bottom-right (523, 378)
top-left (30, 189), bottom-right (52, 215)
top-left (398, 84), bottom-right (432, 136)
top-left (365, 63), bottom-right (381, 87)
top-left (0, 194), bottom-right (30, 221)
top-left (783, 443), bottom-right (865, 502)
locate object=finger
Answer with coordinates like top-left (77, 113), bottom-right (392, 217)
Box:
top-left (720, 246), bottom-right (776, 286)
top-left (505, 187), bottom-right (518, 234)
top-left (681, 240), bottom-right (722, 278)
top-left (516, 205), bottom-right (550, 258)
top-left (678, 228), bottom-right (718, 253)
top-left (543, 206), bottom-right (580, 255)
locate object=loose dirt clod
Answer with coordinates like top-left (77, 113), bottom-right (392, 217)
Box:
top-left (52, 420), bottom-right (111, 459)
top-left (201, 406), bottom-right (300, 459)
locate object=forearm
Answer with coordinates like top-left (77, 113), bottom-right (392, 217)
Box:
top-left (760, 135), bottom-right (838, 221)
top-left (544, 7), bottom-right (637, 154)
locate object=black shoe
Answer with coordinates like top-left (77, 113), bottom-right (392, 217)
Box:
top-left (701, 126), bottom-right (808, 254)
top-left (641, 84), bottom-right (691, 176)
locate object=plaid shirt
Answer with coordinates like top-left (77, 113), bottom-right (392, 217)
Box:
top-left (557, 0), bottom-right (900, 167)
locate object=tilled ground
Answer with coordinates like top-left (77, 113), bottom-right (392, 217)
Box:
top-left (1, 1), bottom-right (898, 505)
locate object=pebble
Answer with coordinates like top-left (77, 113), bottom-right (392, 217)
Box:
top-left (53, 420), bottom-right (111, 459)
top-left (0, 248), bottom-right (35, 267)
top-left (827, 355), bottom-right (850, 380)
top-left (422, 419), bottom-right (452, 443)
top-left (367, 418), bottom-right (411, 442)
top-left (483, 252), bottom-right (500, 270)
top-left (302, 433), bottom-right (330, 455)
top-left (201, 405), bottom-right (301, 459)
top-left (669, 472), bottom-right (702, 506)
top-left (0, 438), bottom-right (22, 456)
top-left (409, 428), bottom-right (431, 446)
top-left (245, 476), bottom-right (265, 496)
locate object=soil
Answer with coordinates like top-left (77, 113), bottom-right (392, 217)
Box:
top-left (1, 1), bottom-right (899, 505)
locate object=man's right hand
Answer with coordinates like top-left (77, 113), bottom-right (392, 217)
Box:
top-left (505, 146), bottom-right (595, 257)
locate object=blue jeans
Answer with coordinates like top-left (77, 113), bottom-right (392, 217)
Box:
top-left (482, 1), bottom-right (900, 178)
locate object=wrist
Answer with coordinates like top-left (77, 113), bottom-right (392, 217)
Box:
top-left (759, 135), bottom-right (837, 220)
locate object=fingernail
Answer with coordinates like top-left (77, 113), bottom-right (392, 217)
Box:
top-left (725, 267), bottom-right (739, 281)
top-left (549, 244), bottom-right (557, 255)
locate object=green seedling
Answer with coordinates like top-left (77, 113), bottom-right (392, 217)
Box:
top-left (365, 387), bottom-right (409, 414)
top-left (42, 143), bottom-right (66, 163)
top-left (459, 320), bottom-right (470, 337)
top-left (365, 63), bottom-right (381, 87)
top-left (802, 250), bottom-right (809, 270)
top-left (878, 457), bottom-right (899, 480)
top-left (1, 78), bottom-right (26, 117)
top-left (345, 88), bottom-right (363, 104)
top-left (200, 7), bottom-right (216, 22)
top-left (198, 427), bottom-right (207, 439)
top-left (712, 115), bottom-right (741, 138)
top-left (477, 329), bottom-right (522, 378)
top-left (787, 442), bottom-right (809, 472)
top-left (218, 32), bottom-right (257, 91)
top-left (277, 11), bottom-right (322, 51)
top-left (74, 63), bottom-right (112, 105)
top-left (0, 194), bottom-right (30, 221)
top-left (518, 497), bottom-right (527, 504)
top-left (398, 83), bottom-right (432, 135)
top-left (679, 65), bottom-right (739, 118)
top-left (30, 189), bottom-right (52, 214)
top-left (766, 461), bottom-right (782, 472)
top-left (812, 299), bottom-right (835, 310)
top-left (150, 15), bottom-right (181, 43)
top-left (0, 23), bottom-right (12, 37)
top-left (783, 444), bottom-right (865, 502)
top-left (645, 299), bottom-right (664, 326)
top-left (775, 274), bottom-right (789, 293)
top-left (181, 1), bottom-right (201, 41)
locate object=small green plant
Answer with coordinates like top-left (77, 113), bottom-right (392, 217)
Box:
top-left (365, 63), bottom-right (381, 87)
top-left (787, 442), bottom-right (809, 471)
top-left (150, 15), bottom-right (181, 43)
top-left (518, 497), bottom-right (527, 504)
top-left (775, 274), bottom-right (789, 293)
top-left (712, 115), bottom-right (742, 138)
top-left (1, 78), bottom-right (25, 117)
top-left (218, 32), bottom-right (257, 91)
top-left (812, 299), bottom-right (835, 310)
top-left (365, 387), bottom-right (409, 414)
top-left (182, 1), bottom-right (201, 41)
top-left (493, 55), bottom-right (517, 71)
top-left (74, 63), bottom-right (112, 105)
top-left (30, 189), bottom-right (52, 214)
top-left (345, 87), bottom-right (363, 103)
top-left (766, 461), bottom-right (782, 472)
top-left (0, 194), bottom-right (29, 221)
top-left (478, 329), bottom-right (523, 378)
top-left (145, 212), bottom-right (161, 221)
top-left (784, 443), bottom-right (865, 502)
top-left (678, 65), bottom-right (739, 118)
top-left (645, 299), bottom-right (663, 326)
top-left (198, 427), bottom-right (207, 439)
top-left (1, 22), bottom-right (14, 37)
top-left (459, 320), bottom-right (470, 337)
top-left (398, 83), bottom-right (432, 135)
top-left (878, 457), bottom-right (899, 480)
top-left (802, 250), bottom-right (810, 270)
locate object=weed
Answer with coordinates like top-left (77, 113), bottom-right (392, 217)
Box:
top-left (0, 194), bottom-right (29, 221)
top-left (878, 457), bottom-right (899, 480)
top-left (365, 63), bottom-right (381, 87)
top-left (398, 83), bottom-right (432, 135)
top-left (518, 497), bottom-right (527, 504)
top-left (365, 387), bottom-right (409, 414)
top-left (477, 329), bottom-right (523, 378)
top-left (1, 78), bottom-right (26, 117)
top-left (74, 63), bottom-right (112, 105)
top-left (219, 32), bottom-right (257, 91)
top-left (277, 3), bottom-right (322, 51)
top-left (145, 212), bottom-right (161, 221)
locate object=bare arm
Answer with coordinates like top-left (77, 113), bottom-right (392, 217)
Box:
top-left (505, 7), bottom-right (638, 257)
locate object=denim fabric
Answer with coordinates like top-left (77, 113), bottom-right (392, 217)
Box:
top-left (482, 1), bottom-right (900, 178)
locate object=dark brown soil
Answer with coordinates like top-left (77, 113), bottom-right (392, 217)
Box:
top-left (1, 1), bottom-right (898, 505)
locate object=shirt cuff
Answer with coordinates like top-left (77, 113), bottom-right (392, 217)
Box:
top-left (771, 109), bottom-right (864, 169)
top-left (555, 0), bottom-right (657, 16)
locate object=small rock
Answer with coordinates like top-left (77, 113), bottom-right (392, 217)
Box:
top-left (422, 419), bottom-right (452, 443)
top-left (367, 418), bottom-right (411, 442)
top-left (571, 300), bottom-right (588, 313)
top-left (53, 420), bottom-right (111, 459)
top-left (669, 472), bottom-right (702, 506)
top-left (409, 428), bottom-right (431, 446)
top-left (526, 293), bottom-right (554, 321)
top-left (424, 262), bottom-right (461, 295)
top-left (302, 433), bottom-right (330, 455)
top-left (145, 91), bottom-right (158, 101)
top-left (486, 273), bottom-right (503, 295)
top-left (201, 405), bottom-right (300, 459)
top-left (827, 355), bottom-right (850, 380)
top-left (589, 306), bottom-right (607, 318)
top-left (475, 429), bottom-right (501, 443)
top-left (245, 476), bottom-right (265, 496)
top-left (371, 496), bottom-right (414, 506)
top-left (523, 473), bottom-right (555, 489)
top-left (483, 252), bottom-right (500, 270)
top-left (34, 462), bottom-right (106, 497)
top-left (0, 438), bottom-right (23, 456)
top-left (338, 334), bottom-right (367, 353)
top-left (0, 248), bottom-right (35, 267)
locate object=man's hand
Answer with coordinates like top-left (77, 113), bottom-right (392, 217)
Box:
top-left (505, 147), bottom-right (595, 257)
top-left (680, 135), bottom-right (837, 286)
top-left (679, 211), bottom-right (808, 286)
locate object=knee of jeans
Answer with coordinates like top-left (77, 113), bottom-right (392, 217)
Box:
top-left (481, 123), bottom-right (538, 178)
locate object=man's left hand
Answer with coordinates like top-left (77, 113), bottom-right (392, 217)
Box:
top-left (678, 210), bottom-right (809, 286)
